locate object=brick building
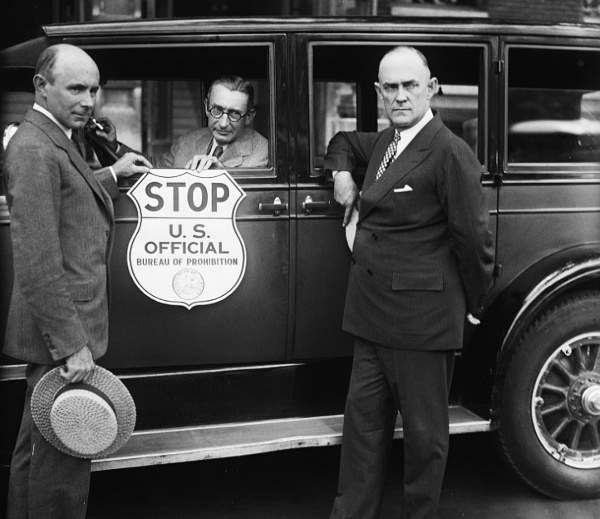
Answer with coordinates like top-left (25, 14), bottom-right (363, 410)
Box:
top-left (0, 0), bottom-right (596, 50)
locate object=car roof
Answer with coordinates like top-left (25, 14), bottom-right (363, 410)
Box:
top-left (41, 16), bottom-right (600, 39)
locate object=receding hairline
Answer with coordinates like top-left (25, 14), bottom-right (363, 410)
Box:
top-left (379, 46), bottom-right (432, 80)
top-left (35, 44), bottom-right (98, 84)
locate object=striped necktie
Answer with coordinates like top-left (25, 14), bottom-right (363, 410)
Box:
top-left (375, 131), bottom-right (401, 181)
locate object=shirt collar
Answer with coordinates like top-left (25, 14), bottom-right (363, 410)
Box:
top-left (33, 103), bottom-right (72, 139)
top-left (396, 108), bottom-right (434, 142)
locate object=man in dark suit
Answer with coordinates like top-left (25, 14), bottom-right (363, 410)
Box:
top-left (3, 44), bottom-right (151, 519)
top-left (325, 46), bottom-right (495, 519)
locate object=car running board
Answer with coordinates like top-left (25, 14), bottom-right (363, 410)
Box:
top-left (91, 405), bottom-right (491, 472)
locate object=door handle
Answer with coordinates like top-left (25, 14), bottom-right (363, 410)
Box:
top-left (302, 196), bottom-right (331, 214)
top-left (259, 196), bottom-right (288, 216)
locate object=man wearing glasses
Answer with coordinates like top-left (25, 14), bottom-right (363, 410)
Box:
top-left (97, 75), bottom-right (268, 171)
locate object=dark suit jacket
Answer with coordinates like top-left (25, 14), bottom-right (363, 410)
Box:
top-left (324, 114), bottom-right (494, 351)
top-left (3, 109), bottom-right (117, 365)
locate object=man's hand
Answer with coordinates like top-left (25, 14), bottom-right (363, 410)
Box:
top-left (185, 154), bottom-right (225, 171)
top-left (91, 117), bottom-right (118, 153)
top-left (112, 152), bottom-right (152, 179)
top-left (334, 171), bottom-right (360, 226)
top-left (60, 346), bottom-right (94, 383)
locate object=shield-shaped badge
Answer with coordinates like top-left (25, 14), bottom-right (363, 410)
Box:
top-left (127, 169), bottom-right (247, 308)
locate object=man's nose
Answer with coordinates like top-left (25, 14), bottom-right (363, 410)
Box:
top-left (217, 115), bottom-right (231, 128)
top-left (80, 91), bottom-right (95, 108)
top-left (395, 87), bottom-right (408, 102)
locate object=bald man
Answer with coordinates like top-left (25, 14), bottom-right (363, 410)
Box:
top-left (324, 46), bottom-right (494, 519)
top-left (3, 44), bottom-right (151, 519)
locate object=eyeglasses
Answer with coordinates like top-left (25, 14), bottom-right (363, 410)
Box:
top-left (207, 105), bottom-right (250, 122)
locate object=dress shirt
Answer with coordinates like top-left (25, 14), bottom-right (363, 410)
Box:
top-left (332, 108), bottom-right (435, 179)
top-left (392, 108), bottom-right (434, 159)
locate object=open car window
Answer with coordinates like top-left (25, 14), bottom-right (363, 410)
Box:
top-left (310, 42), bottom-right (487, 176)
top-left (1, 43), bottom-right (276, 181)
top-left (0, 68), bottom-right (35, 197)
top-left (83, 43), bottom-right (275, 178)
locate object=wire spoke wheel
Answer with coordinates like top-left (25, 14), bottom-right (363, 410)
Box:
top-left (497, 292), bottom-right (600, 499)
top-left (532, 334), bottom-right (600, 469)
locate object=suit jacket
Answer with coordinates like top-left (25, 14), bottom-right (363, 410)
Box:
top-left (324, 114), bottom-right (494, 351)
top-left (153, 127), bottom-right (269, 168)
top-left (3, 109), bottom-right (117, 365)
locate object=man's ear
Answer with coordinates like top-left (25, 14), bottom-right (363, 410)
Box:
top-left (374, 82), bottom-right (383, 99)
top-left (244, 108), bottom-right (256, 126)
top-left (33, 74), bottom-right (48, 97)
top-left (427, 77), bottom-right (439, 99)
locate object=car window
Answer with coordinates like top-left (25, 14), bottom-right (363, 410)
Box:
top-left (0, 68), bottom-right (36, 196)
top-left (0, 43), bottom-right (275, 181)
top-left (310, 43), bottom-right (486, 175)
top-left (85, 43), bottom-right (274, 178)
top-left (507, 46), bottom-right (600, 166)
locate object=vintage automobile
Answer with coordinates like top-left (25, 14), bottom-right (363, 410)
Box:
top-left (1, 15), bottom-right (600, 501)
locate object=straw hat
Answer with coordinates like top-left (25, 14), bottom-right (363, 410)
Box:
top-left (31, 366), bottom-right (136, 459)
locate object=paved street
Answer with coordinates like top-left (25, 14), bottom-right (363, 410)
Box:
top-left (85, 432), bottom-right (600, 519)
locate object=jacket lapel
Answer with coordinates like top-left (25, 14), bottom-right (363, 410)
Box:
top-left (28, 110), bottom-right (110, 212)
top-left (359, 115), bottom-right (443, 223)
top-left (222, 130), bottom-right (253, 168)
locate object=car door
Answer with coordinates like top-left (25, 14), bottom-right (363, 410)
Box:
top-left (73, 35), bottom-right (291, 369)
top-left (496, 39), bottom-right (600, 296)
top-left (292, 33), bottom-right (497, 360)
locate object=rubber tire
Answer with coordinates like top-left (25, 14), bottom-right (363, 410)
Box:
top-left (497, 291), bottom-right (600, 500)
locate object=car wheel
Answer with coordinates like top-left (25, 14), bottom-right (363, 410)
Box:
top-left (497, 291), bottom-right (600, 500)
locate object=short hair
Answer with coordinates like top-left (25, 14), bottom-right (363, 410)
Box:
top-left (207, 75), bottom-right (255, 111)
top-left (35, 46), bottom-right (60, 83)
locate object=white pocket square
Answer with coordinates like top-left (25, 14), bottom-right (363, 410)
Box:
top-left (394, 185), bottom-right (413, 193)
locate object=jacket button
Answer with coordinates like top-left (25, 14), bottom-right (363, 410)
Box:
top-left (106, 230), bottom-right (110, 237)
top-left (371, 233), bottom-right (378, 240)
top-left (367, 269), bottom-right (373, 276)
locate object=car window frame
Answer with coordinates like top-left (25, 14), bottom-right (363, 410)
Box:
top-left (305, 37), bottom-right (492, 182)
top-left (502, 41), bottom-right (600, 177)
top-left (78, 39), bottom-right (280, 183)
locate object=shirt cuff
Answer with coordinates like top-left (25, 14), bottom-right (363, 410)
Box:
top-left (109, 166), bottom-right (117, 182)
top-left (467, 313), bottom-right (481, 325)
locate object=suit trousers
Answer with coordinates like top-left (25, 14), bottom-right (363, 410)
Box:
top-left (6, 364), bottom-right (91, 519)
top-left (330, 338), bottom-right (455, 519)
